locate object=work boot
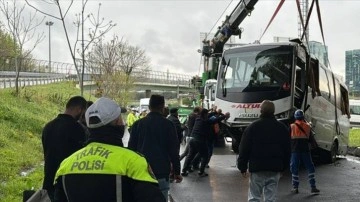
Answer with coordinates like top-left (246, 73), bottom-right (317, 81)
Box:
top-left (311, 187), bottom-right (320, 195)
top-left (291, 188), bottom-right (299, 194)
top-left (198, 172), bottom-right (208, 177)
top-left (181, 171), bottom-right (188, 177)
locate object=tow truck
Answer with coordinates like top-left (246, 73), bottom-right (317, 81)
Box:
top-left (200, 0), bottom-right (350, 163)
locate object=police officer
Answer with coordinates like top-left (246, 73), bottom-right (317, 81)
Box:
top-left (127, 108), bottom-right (138, 133)
top-left (53, 97), bottom-right (165, 202)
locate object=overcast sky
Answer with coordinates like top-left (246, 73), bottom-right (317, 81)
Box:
top-left (19, 0), bottom-right (360, 78)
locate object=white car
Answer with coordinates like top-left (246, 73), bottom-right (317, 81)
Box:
top-left (349, 99), bottom-right (360, 128)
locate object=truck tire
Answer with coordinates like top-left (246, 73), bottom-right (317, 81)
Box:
top-left (231, 138), bottom-right (239, 153)
top-left (226, 127), bottom-right (242, 154)
top-left (324, 141), bottom-right (338, 164)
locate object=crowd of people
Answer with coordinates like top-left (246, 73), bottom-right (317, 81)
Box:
top-left (34, 95), bottom-right (320, 202)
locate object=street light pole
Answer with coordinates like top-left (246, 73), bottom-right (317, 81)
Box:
top-left (81, 0), bottom-right (85, 96)
top-left (45, 21), bottom-right (54, 72)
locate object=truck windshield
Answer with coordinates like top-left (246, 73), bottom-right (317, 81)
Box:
top-left (219, 45), bottom-right (293, 93)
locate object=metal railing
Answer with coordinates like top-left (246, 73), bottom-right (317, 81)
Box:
top-left (132, 69), bottom-right (192, 86)
top-left (0, 57), bottom-right (194, 87)
top-left (0, 77), bottom-right (67, 89)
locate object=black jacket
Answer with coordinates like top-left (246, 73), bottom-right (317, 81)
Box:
top-left (53, 127), bottom-right (166, 202)
top-left (237, 115), bottom-right (291, 173)
top-left (128, 112), bottom-right (181, 179)
top-left (187, 112), bottom-right (198, 135)
top-left (191, 115), bottom-right (226, 143)
top-left (42, 114), bottom-right (86, 196)
top-left (54, 174), bottom-right (165, 202)
top-left (167, 114), bottom-right (184, 143)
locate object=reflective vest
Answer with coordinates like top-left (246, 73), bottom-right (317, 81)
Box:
top-left (290, 120), bottom-right (311, 140)
top-left (127, 113), bottom-right (138, 128)
top-left (55, 142), bottom-right (157, 183)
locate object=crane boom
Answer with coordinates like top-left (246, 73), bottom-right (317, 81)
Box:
top-left (199, 0), bottom-right (258, 94)
top-left (202, 0), bottom-right (258, 56)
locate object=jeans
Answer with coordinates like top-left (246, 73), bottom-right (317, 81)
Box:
top-left (180, 137), bottom-right (193, 161)
top-left (248, 171), bottom-right (281, 202)
top-left (290, 152), bottom-right (316, 188)
top-left (207, 139), bottom-right (214, 162)
top-left (157, 178), bottom-right (170, 200)
top-left (182, 139), bottom-right (208, 173)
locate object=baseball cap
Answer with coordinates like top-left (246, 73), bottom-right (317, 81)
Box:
top-left (85, 97), bottom-right (127, 128)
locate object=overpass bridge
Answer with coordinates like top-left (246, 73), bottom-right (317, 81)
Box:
top-left (80, 68), bottom-right (196, 98)
top-left (0, 57), bottom-right (198, 98)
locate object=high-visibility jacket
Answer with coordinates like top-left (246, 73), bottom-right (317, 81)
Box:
top-left (126, 113), bottom-right (138, 128)
top-left (53, 142), bottom-right (165, 202)
top-left (290, 120), bottom-right (311, 152)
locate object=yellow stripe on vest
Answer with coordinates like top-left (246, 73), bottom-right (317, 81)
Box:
top-left (55, 142), bottom-right (157, 184)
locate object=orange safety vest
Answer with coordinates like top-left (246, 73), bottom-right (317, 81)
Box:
top-left (290, 120), bottom-right (311, 140)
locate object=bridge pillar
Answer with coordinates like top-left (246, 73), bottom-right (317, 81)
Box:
top-left (145, 89), bottom-right (151, 98)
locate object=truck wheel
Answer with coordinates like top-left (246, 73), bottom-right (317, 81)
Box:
top-left (324, 142), bottom-right (338, 164)
top-left (231, 138), bottom-right (239, 153)
top-left (226, 127), bottom-right (242, 154)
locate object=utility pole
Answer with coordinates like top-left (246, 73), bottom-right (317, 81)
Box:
top-left (79, 0), bottom-right (84, 95)
top-left (45, 21), bottom-right (54, 72)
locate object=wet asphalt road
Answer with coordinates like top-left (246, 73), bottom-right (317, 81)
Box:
top-left (123, 131), bottom-right (360, 202)
top-left (170, 142), bottom-right (360, 202)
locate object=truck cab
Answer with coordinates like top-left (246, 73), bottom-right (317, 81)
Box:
top-left (139, 98), bottom-right (150, 113)
top-left (202, 79), bottom-right (217, 110)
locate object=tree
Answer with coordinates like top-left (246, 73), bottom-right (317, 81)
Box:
top-left (87, 35), bottom-right (125, 75)
top-left (0, 27), bottom-right (17, 70)
top-left (118, 42), bottom-right (150, 78)
top-left (100, 71), bottom-right (136, 106)
top-left (0, 28), bottom-right (16, 57)
top-left (0, 0), bottom-right (45, 95)
top-left (25, 0), bottom-right (115, 95)
top-left (87, 35), bottom-right (150, 106)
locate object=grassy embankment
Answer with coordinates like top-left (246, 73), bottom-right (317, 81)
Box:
top-left (0, 81), bottom-right (93, 202)
top-left (350, 128), bottom-right (360, 147)
top-left (1, 81), bottom-right (360, 201)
